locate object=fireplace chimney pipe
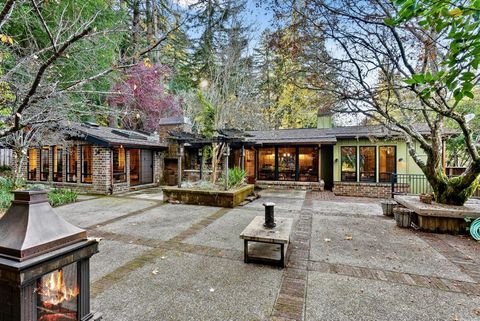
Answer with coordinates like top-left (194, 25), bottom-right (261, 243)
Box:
top-left (263, 202), bottom-right (276, 229)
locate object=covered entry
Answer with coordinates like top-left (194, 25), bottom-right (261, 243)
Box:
top-left (129, 149), bottom-right (154, 185)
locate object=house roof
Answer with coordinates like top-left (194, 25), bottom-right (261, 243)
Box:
top-left (67, 123), bottom-right (167, 149)
top-left (158, 116), bottom-right (192, 125)
top-left (246, 124), bottom-right (457, 145)
top-left (245, 128), bottom-right (337, 144)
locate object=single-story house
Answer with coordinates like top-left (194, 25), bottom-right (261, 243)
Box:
top-left (168, 112), bottom-right (454, 198)
top-left (21, 113), bottom-right (454, 198)
top-left (23, 122), bottom-right (166, 194)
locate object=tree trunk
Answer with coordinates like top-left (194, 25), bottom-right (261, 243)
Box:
top-left (11, 147), bottom-right (25, 188)
top-left (426, 163), bottom-right (480, 206)
top-left (146, 0), bottom-right (153, 45)
top-left (132, 0), bottom-right (140, 62)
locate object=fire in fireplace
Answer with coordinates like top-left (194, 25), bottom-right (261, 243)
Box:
top-left (0, 190), bottom-right (101, 321)
top-left (37, 263), bottom-right (79, 321)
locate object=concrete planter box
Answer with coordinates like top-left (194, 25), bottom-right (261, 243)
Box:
top-left (163, 184), bottom-right (255, 208)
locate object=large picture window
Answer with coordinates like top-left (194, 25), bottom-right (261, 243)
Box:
top-left (359, 146), bottom-right (376, 182)
top-left (27, 148), bottom-right (38, 180)
top-left (379, 146), bottom-right (396, 182)
top-left (278, 147), bottom-right (296, 181)
top-left (258, 147), bottom-right (275, 180)
top-left (81, 145), bottom-right (93, 184)
top-left (66, 146), bottom-right (77, 183)
top-left (40, 147), bottom-right (50, 181)
top-left (341, 146), bottom-right (357, 182)
top-left (53, 146), bottom-right (63, 182)
top-left (298, 147), bottom-right (319, 182)
top-left (113, 146), bottom-right (126, 183)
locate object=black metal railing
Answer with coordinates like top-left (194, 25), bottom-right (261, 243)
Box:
top-left (391, 173), bottom-right (480, 199)
top-left (391, 173), bottom-right (433, 197)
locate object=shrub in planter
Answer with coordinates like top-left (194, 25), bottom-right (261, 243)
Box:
top-left (221, 167), bottom-right (246, 189)
top-left (47, 189), bottom-right (78, 207)
top-left (419, 193), bottom-right (433, 204)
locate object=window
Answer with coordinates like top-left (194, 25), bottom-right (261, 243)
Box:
top-left (40, 147), bottom-right (50, 181)
top-left (53, 146), bottom-right (63, 182)
top-left (379, 146), bottom-right (396, 182)
top-left (341, 146), bottom-right (357, 182)
top-left (113, 146), bottom-right (126, 183)
top-left (129, 149), bottom-right (140, 185)
top-left (359, 146), bottom-right (376, 182)
top-left (278, 147), bottom-right (296, 181)
top-left (298, 147), bottom-right (319, 182)
top-left (27, 148), bottom-right (38, 180)
top-left (66, 146), bottom-right (77, 183)
top-left (258, 147), bottom-right (275, 180)
top-left (81, 145), bottom-right (93, 183)
top-left (244, 149), bottom-right (255, 180)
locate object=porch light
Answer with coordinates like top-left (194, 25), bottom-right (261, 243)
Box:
top-left (224, 145), bottom-right (230, 157)
top-left (198, 149), bottom-right (203, 157)
top-left (177, 145), bottom-right (184, 157)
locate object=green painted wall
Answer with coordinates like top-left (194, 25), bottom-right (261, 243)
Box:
top-left (317, 115), bottom-right (333, 129)
top-left (332, 138), bottom-right (427, 182)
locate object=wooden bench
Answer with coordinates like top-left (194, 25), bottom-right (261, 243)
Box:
top-left (240, 216), bottom-right (293, 267)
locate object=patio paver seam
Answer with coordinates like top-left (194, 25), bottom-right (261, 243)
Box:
top-left (168, 207), bottom-right (232, 243)
top-left (418, 233), bottom-right (480, 283)
top-left (86, 202), bottom-right (166, 230)
top-left (270, 195), bottom-right (314, 321)
top-left (307, 260), bottom-right (480, 297)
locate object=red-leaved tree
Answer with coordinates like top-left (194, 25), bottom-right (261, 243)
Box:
top-left (108, 60), bottom-right (181, 132)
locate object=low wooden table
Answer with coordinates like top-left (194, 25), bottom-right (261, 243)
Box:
top-left (240, 216), bottom-right (293, 267)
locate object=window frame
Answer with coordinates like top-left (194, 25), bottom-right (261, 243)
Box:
top-left (66, 145), bottom-right (78, 183)
top-left (40, 147), bottom-right (50, 181)
top-left (112, 146), bottom-right (127, 183)
top-left (340, 146), bottom-right (357, 182)
top-left (27, 148), bottom-right (38, 181)
top-left (80, 145), bottom-right (93, 184)
top-left (379, 146), bottom-right (397, 182)
top-left (52, 146), bottom-right (63, 182)
top-left (359, 146), bottom-right (376, 182)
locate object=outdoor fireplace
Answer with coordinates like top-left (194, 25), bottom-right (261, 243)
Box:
top-left (0, 190), bottom-right (101, 321)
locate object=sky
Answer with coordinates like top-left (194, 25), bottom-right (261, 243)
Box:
top-left (174, 0), bottom-right (274, 48)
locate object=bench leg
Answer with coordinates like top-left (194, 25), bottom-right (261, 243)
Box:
top-left (244, 239), bottom-right (249, 263)
top-left (280, 243), bottom-right (285, 267)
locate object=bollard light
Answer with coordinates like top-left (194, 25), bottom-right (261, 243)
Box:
top-left (263, 202), bottom-right (276, 229)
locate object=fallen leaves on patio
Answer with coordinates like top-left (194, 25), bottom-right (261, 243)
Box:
top-left (152, 269), bottom-right (159, 275)
top-left (473, 308), bottom-right (480, 316)
top-left (344, 235), bottom-right (353, 240)
top-left (324, 238), bottom-right (331, 242)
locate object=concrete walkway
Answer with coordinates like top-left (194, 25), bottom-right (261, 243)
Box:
top-left (55, 189), bottom-right (480, 321)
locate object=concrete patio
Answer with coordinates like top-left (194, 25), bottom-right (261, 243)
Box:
top-left (55, 188), bottom-right (480, 321)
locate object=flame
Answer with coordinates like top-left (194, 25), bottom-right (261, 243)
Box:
top-left (38, 269), bottom-right (79, 307)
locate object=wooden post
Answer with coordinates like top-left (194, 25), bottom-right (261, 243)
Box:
top-left (177, 144), bottom-right (184, 188)
top-left (199, 148), bottom-right (203, 181)
top-left (224, 144), bottom-right (230, 191)
top-left (240, 145), bottom-right (245, 170)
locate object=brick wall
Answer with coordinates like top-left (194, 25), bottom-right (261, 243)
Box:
top-left (333, 182), bottom-right (392, 198)
top-left (23, 142), bottom-right (164, 195)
